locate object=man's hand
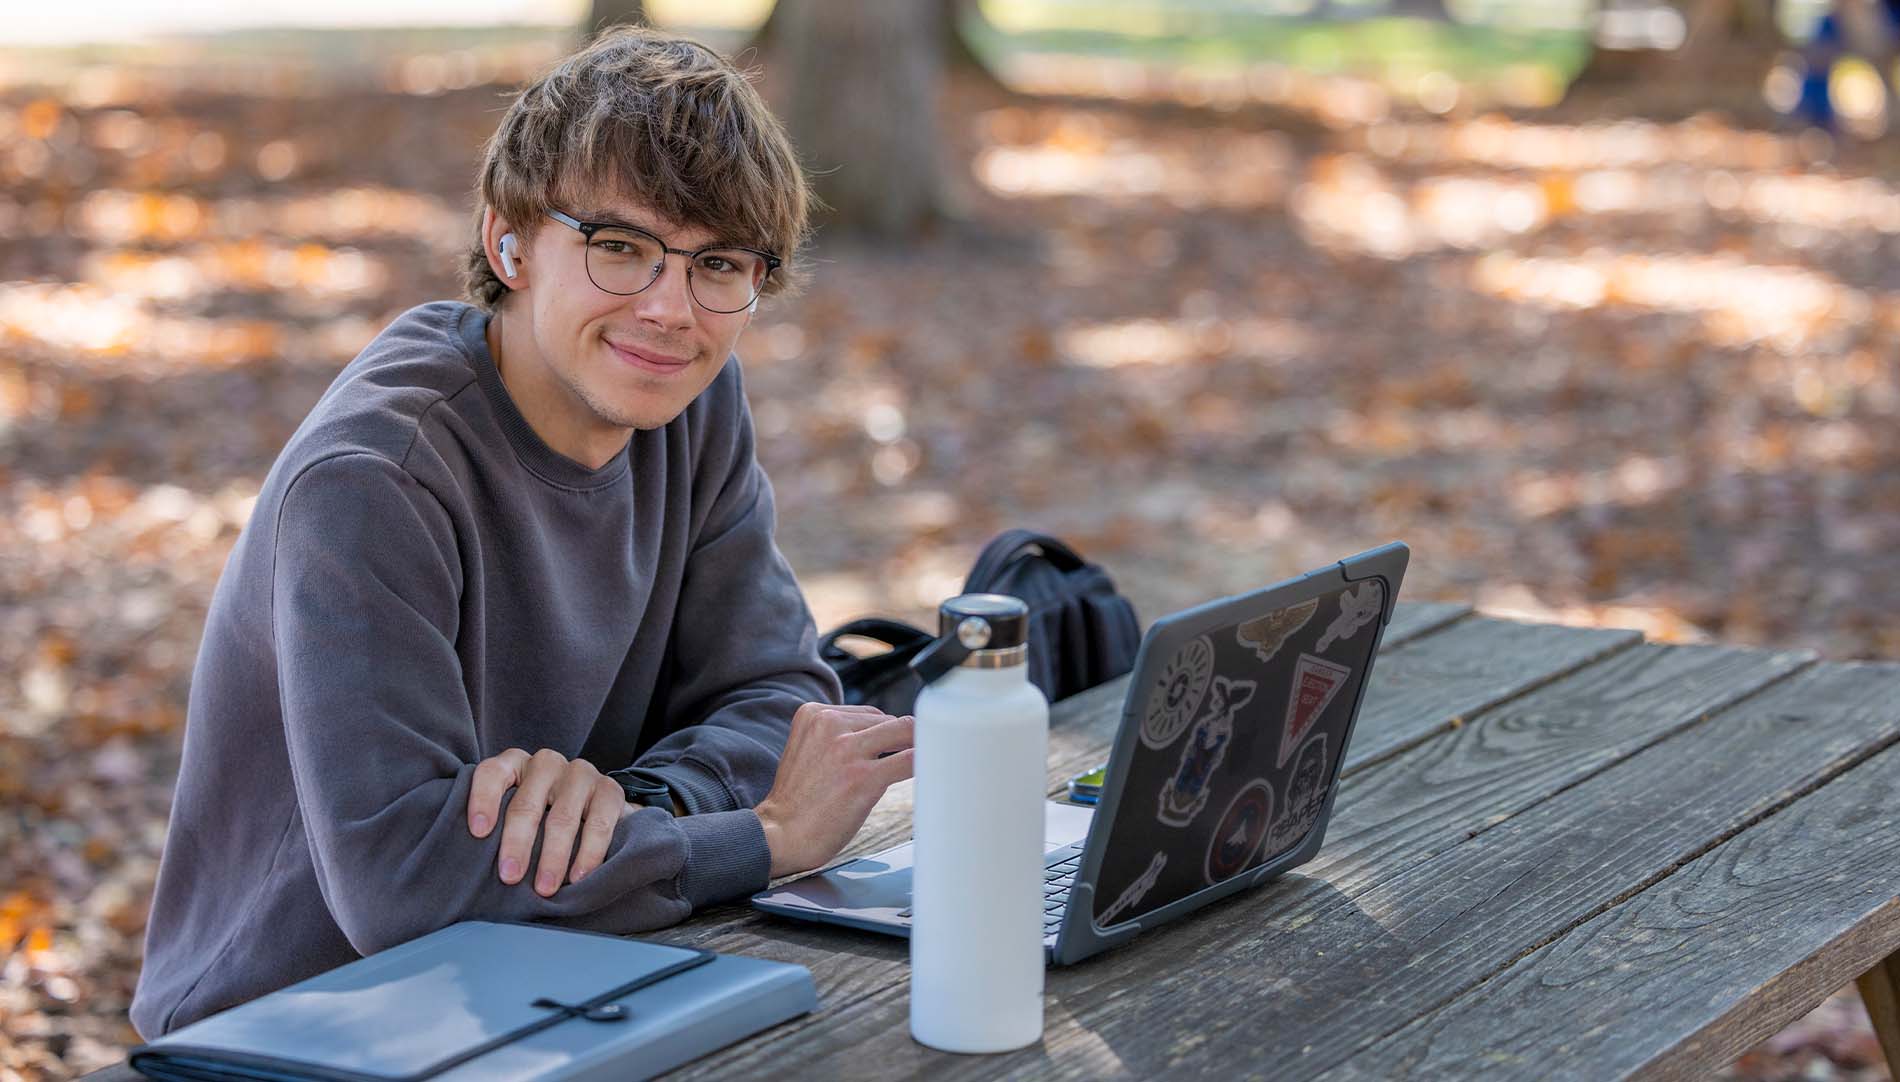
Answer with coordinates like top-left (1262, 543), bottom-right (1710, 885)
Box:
top-left (467, 748), bottom-right (627, 897)
top-left (753, 703), bottom-right (915, 879)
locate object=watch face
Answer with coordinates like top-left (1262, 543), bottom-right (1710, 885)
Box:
top-left (609, 770), bottom-right (672, 807)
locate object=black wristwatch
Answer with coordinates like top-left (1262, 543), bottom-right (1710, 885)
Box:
top-left (607, 768), bottom-right (677, 815)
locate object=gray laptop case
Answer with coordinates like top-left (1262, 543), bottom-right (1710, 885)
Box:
top-left (129, 921), bottom-right (816, 1082)
top-left (1053, 541), bottom-right (1406, 963)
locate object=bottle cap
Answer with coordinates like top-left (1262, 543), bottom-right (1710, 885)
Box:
top-left (909, 593), bottom-right (1030, 685)
top-left (936, 593), bottom-right (1029, 651)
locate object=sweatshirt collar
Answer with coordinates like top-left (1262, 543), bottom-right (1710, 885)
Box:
top-left (457, 305), bottom-right (631, 491)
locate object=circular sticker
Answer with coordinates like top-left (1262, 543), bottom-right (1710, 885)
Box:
top-left (1204, 779), bottom-right (1274, 885)
top-left (1142, 635), bottom-right (1214, 750)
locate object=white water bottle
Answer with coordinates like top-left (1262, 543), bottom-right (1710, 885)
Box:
top-left (907, 593), bottom-right (1049, 1053)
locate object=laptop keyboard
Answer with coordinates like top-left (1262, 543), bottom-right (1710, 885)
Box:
top-left (895, 848), bottom-right (1082, 938)
top-left (1042, 851), bottom-right (1081, 934)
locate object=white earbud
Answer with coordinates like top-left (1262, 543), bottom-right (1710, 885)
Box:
top-left (497, 233), bottom-right (519, 279)
top-left (746, 296), bottom-right (758, 314)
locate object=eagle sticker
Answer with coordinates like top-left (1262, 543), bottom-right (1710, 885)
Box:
top-left (1236, 597), bottom-right (1319, 665)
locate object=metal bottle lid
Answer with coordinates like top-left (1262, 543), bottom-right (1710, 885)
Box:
top-left (939, 593), bottom-right (1028, 651)
top-left (909, 593), bottom-right (1030, 684)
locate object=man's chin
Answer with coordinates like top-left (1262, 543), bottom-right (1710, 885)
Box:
top-left (594, 398), bottom-right (689, 433)
top-left (574, 362), bottom-right (704, 432)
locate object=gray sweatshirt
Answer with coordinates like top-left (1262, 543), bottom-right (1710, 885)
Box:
top-left (130, 301), bottom-right (839, 1039)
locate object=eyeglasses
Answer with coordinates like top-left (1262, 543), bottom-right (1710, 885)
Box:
top-left (545, 209), bottom-right (780, 314)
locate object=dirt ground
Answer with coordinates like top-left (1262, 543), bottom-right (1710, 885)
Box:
top-left (0, 32), bottom-right (1893, 1081)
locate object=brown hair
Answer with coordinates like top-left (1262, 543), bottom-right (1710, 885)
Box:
top-left (462, 26), bottom-right (814, 310)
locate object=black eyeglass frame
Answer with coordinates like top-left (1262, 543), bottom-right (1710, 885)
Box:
top-left (544, 209), bottom-right (781, 314)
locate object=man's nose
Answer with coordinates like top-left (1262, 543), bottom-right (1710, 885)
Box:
top-left (632, 254), bottom-right (696, 330)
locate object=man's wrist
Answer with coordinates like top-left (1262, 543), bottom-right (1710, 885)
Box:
top-left (754, 803), bottom-right (790, 879)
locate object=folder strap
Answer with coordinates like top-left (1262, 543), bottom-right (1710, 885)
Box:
top-left (417, 950), bottom-right (718, 1078)
top-left (530, 998), bottom-right (627, 1023)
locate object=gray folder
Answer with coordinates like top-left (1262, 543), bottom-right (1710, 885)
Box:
top-left (130, 921), bottom-right (816, 1082)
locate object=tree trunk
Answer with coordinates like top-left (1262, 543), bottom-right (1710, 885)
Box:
top-left (937, 0), bottom-right (1009, 88)
top-left (752, 0), bottom-right (1002, 86)
top-left (776, 0), bottom-right (947, 237)
top-left (1381, 0), bottom-right (1456, 20)
top-left (749, 0), bottom-right (787, 51)
top-left (1568, 0), bottom-right (1781, 96)
top-left (585, 0), bottom-right (646, 38)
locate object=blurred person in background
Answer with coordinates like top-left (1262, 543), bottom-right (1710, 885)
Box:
top-left (130, 25), bottom-right (914, 1038)
top-left (1799, 0), bottom-right (1900, 129)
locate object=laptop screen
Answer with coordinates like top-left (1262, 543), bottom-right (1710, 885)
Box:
top-left (1087, 577), bottom-right (1386, 929)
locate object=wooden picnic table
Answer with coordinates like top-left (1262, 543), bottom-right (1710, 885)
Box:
top-left (86, 601), bottom-right (1900, 1080)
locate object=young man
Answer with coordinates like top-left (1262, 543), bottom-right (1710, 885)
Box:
top-left (130, 27), bottom-right (914, 1039)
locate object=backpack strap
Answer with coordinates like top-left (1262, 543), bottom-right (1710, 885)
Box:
top-left (818, 617), bottom-right (935, 662)
top-left (963, 529), bottom-right (1088, 591)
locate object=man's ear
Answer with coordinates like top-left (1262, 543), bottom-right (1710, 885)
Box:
top-left (481, 207), bottom-right (524, 292)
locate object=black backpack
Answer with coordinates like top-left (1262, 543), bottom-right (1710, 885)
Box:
top-left (817, 530), bottom-right (1143, 716)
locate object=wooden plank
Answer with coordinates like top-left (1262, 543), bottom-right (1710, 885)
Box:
top-left (1321, 721), bottom-right (1900, 1081)
top-left (1379, 600), bottom-right (1473, 649)
top-left (1298, 643), bottom-right (1814, 897)
top-left (677, 658), bottom-right (1898, 1081)
top-left (1347, 616), bottom-right (1642, 769)
top-left (1859, 950), bottom-right (1900, 1082)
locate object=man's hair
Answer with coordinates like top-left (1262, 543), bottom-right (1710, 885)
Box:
top-left (462, 26), bottom-right (814, 310)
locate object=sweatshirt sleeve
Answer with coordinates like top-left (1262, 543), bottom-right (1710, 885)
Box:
top-left (623, 367), bottom-right (844, 816)
top-left (271, 452), bottom-right (769, 958)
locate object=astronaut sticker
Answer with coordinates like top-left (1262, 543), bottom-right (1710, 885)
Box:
top-left (1266, 734), bottom-right (1330, 857)
top-left (1097, 851), bottom-right (1167, 926)
top-left (1157, 676), bottom-right (1258, 827)
top-left (1141, 635), bottom-right (1215, 751)
top-left (1279, 653), bottom-right (1350, 768)
top-left (1315, 580), bottom-right (1384, 654)
top-left (1236, 597), bottom-right (1319, 665)
top-left (1204, 779), bottom-right (1274, 885)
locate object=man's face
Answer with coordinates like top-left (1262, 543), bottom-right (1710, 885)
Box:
top-left (516, 195), bottom-right (756, 432)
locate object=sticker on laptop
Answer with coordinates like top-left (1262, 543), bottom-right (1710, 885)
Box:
top-left (1236, 597), bottom-right (1319, 665)
top-left (1279, 653), bottom-right (1351, 768)
top-left (1157, 676), bottom-right (1258, 827)
top-left (1266, 734), bottom-right (1330, 856)
top-left (1315, 580), bottom-right (1383, 654)
top-left (1141, 634), bottom-right (1215, 750)
top-left (1204, 779), bottom-right (1274, 885)
top-left (1096, 851), bottom-right (1167, 926)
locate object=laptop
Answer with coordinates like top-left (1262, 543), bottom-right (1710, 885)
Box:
top-left (752, 541), bottom-right (1408, 966)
